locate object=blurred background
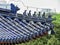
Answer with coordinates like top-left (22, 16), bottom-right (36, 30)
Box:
top-left (0, 0), bottom-right (60, 14)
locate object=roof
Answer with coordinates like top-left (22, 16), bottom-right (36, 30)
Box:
top-left (0, 9), bottom-right (54, 44)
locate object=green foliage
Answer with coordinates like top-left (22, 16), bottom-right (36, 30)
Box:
top-left (16, 14), bottom-right (60, 45)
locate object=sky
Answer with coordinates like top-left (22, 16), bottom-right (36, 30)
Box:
top-left (0, 0), bottom-right (60, 14)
